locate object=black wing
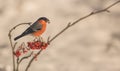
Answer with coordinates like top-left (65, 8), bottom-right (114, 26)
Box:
top-left (22, 22), bottom-right (42, 35)
top-left (14, 22), bottom-right (42, 40)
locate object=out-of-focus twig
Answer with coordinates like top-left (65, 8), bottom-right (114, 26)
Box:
top-left (48, 0), bottom-right (120, 43)
top-left (106, 33), bottom-right (120, 52)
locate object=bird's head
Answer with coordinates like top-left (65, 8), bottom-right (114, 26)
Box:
top-left (38, 17), bottom-right (50, 24)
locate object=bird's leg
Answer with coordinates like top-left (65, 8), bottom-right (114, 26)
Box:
top-left (33, 37), bottom-right (38, 41)
top-left (38, 37), bottom-right (41, 42)
top-left (39, 36), bottom-right (44, 42)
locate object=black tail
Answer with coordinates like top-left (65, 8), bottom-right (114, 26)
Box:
top-left (14, 34), bottom-right (24, 41)
top-left (14, 27), bottom-right (34, 41)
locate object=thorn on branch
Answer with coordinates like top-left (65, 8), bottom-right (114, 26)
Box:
top-left (90, 12), bottom-right (94, 14)
top-left (47, 36), bottom-right (50, 45)
top-left (68, 22), bottom-right (71, 27)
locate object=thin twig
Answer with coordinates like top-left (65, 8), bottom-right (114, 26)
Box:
top-left (19, 52), bottom-right (33, 64)
top-left (8, 22), bottom-right (31, 71)
top-left (9, 22), bottom-right (31, 37)
top-left (13, 42), bottom-right (18, 49)
top-left (25, 49), bottom-right (43, 71)
top-left (48, 0), bottom-right (120, 43)
top-left (16, 57), bottom-right (19, 71)
top-left (8, 34), bottom-right (16, 71)
top-left (15, 52), bottom-right (33, 71)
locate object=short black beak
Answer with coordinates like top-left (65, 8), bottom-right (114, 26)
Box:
top-left (48, 21), bottom-right (50, 24)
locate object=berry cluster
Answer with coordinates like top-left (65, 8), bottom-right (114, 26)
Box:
top-left (28, 41), bottom-right (48, 50)
top-left (14, 41), bottom-right (48, 58)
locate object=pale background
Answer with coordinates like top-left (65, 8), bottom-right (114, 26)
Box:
top-left (0, 0), bottom-right (120, 71)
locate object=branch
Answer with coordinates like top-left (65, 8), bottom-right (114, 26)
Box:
top-left (48, 0), bottom-right (120, 43)
top-left (8, 22), bottom-right (31, 38)
top-left (15, 52), bottom-right (33, 71)
top-left (13, 42), bottom-right (18, 49)
top-left (8, 22), bottom-right (31, 71)
top-left (25, 49), bottom-right (43, 71)
top-left (16, 57), bottom-right (19, 71)
top-left (19, 52), bottom-right (33, 64)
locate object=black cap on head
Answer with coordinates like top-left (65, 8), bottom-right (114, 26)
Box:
top-left (38, 17), bottom-right (50, 23)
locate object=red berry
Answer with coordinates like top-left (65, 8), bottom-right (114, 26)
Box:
top-left (15, 50), bottom-right (21, 57)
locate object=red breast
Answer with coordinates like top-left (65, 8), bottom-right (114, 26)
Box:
top-left (33, 20), bottom-right (47, 36)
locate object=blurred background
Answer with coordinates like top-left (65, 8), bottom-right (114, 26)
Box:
top-left (0, 0), bottom-right (120, 71)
